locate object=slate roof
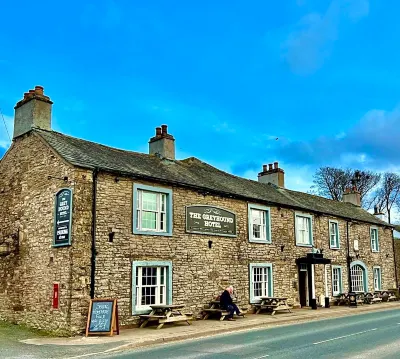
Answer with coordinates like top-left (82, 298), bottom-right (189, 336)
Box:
top-left (35, 128), bottom-right (391, 227)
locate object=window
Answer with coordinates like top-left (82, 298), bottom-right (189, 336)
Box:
top-left (370, 227), bottom-right (379, 252)
top-left (133, 184), bottom-right (172, 236)
top-left (373, 267), bottom-right (382, 291)
top-left (295, 213), bottom-right (313, 246)
top-left (248, 204), bottom-right (271, 243)
top-left (132, 261), bottom-right (172, 314)
top-left (249, 263), bottom-right (273, 303)
top-left (329, 220), bottom-right (340, 249)
top-left (350, 261), bottom-right (368, 292)
top-left (332, 266), bottom-right (343, 295)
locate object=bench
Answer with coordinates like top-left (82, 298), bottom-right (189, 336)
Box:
top-left (202, 308), bottom-right (231, 321)
top-left (202, 298), bottom-right (247, 320)
top-left (138, 304), bottom-right (193, 329)
top-left (254, 297), bottom-right (292, 315)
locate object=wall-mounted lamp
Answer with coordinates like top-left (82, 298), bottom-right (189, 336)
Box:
top-left (280, 245), bottom-right (285, 252)
top-left (47, 175), bottom-right (68, 182)
top-left (208, 240), bottom-right (213, 249)
top-left (356, 253), bottom-right (360, 259)
top-left (108, 231), bottom-right (115, 242)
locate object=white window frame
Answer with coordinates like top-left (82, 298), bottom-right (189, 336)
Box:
top-left (249, 263), bottom-right (273, 303)
top-left (137, 190), bottom-right (166, 232)
top-left (373, 266), bottom-right (382, 291)
top-left (329, 220), bottom-right (340, 249)
top-left (331, 266), bottom-right (343, 295)
top-left (370, 227), bottom-right (379, 252)
top-left (132, 261), bottom-right (172, 315)
top-left (248, 204), bottom-right (271, 243)
top-left (133, 184), bottom-right (173, 236)
top-left (295, 213), bottom-right (313, 247)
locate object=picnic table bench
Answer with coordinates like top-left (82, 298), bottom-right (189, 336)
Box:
top-left (334, 293), bottom-right (364, 306)
top-left (254, 297), bottom-right (292, 315)
top-left (375, 290), bottom-right (397, 302)
top-left (202, 299), bottom-right (247, 321)
top-left (139, 304), bottom-right (193, 329)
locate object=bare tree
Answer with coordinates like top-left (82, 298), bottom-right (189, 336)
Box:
top-left (373, 173), bottom-right (400, 224)
top-left (311, 167), bottom-right (350, 201)
top-left (311, 167), bottom-right (380, 207)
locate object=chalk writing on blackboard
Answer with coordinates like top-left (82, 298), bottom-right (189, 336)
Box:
top-left (89, 302), bottom-right (113, 332)
top-left (86, 299), bottom-right (119, 336)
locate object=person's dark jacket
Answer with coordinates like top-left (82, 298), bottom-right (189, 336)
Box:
top-left (220, 290), bottom-right (233, 309)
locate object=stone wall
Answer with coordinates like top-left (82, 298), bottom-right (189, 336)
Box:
top-left (0, 134), bottom-right (396, 334)
top-left (0, 133), bottom-right (92, 334)
top-left (94, 173), bottom-right (396, 326)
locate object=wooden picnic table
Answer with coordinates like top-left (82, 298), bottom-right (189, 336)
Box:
top-left (139, 304), bottom-right (193, 329)
top-left (254, 297), bottom-right (292, 315)
top-left (202, 299), bottom-right (247, 321)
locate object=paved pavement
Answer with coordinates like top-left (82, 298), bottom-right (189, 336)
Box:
top-left (99, 308), bottom-right (400, 359)
top-left (1, 302), bottom-right (400, 359)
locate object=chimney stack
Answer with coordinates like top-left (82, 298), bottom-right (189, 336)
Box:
top-left (342, 187), bottom-right (361, 207)
top-left (13, 86), bottom-right (53, 139)
top-left (258, 162), bottom-right (285, 187)
top-left (149, 124), bottom-right (175, 160)
top-left (373, 205), bottom-right (386, 222)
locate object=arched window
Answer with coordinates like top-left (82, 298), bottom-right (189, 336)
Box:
top-left (350, 261), bottom-right (368, 292)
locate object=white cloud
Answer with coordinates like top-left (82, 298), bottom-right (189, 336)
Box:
top-left (282, 0), bottom-right (369, 74)
top-left (213, 121), bottom-right (236, 133)
top-left (0, 114), bottom-right (13, 149)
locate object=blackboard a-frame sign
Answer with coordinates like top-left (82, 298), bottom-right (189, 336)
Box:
top-left (86, 298), bottom-right (119, 337)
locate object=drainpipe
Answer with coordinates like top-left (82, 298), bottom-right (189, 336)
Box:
top-left (346, 221), bottom-right (352, 292)
top-left (90, 168), bottom-right (99, 299)
top-left (391, 229), bottom-right (398, 291)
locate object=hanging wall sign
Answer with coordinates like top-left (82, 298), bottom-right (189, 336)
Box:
top-left (53, 188), bottom-right (73, 247)
top-left (186, 205), bottom-right (237, 237)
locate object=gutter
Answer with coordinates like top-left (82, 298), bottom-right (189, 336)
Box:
top-left (90, 167), bottom-right (99, 299)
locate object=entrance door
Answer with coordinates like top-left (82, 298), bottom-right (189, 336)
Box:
top-left (299, 264), bottom-right (308, 307)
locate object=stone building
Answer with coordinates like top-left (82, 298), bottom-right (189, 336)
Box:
top-left (0, 87), bottom-right (397, 334)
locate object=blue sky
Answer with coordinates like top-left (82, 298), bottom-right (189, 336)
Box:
top-left (1, 0), bottom-right (400, 192)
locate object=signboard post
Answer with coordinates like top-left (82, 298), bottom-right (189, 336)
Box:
top-left (53, 188), bottom-right (73, 247)
top-left (86, 298), bottom-right (119, 337)
top-left (186, 205), bottom-right (236, 237)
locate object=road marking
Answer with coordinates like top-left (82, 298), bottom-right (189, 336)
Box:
top-left (313, 328), bottom-right (377, 345)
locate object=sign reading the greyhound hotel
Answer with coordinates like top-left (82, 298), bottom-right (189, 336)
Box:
top-left (186, 205), bottom-right (236, 237)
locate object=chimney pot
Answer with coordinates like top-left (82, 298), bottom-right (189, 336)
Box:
top-left (263, 165), bottom-right (267, 172)
top-left (34, 86), bottom-right (44, 95)
top-left (268, 164), bottom-right (273, 171)
top-left (274, 161), bottom-right (278, 169)
top-left (29, 89), bottom-right (35, 93)
top-left (161, 124), bottom-right (168, 135)
top-left (156, 127), bottom-right (162, 136)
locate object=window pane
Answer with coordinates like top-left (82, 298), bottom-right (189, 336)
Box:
top-left (142, 211), bottom-right (157, 230)
top-left (351, 265), bottom-right (364, 292)
top-left (142, 191), bottom-right (158, 211)
top-left (136, 265), bottom-right (168, 310)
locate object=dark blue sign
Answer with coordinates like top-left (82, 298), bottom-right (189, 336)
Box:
top-left (54, 188), bottom-right (73, 247)
top-left (88, 301), bottom-right (114, 333)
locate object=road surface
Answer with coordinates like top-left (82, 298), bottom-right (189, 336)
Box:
top-left (101, 309), bottom-right (400, 359)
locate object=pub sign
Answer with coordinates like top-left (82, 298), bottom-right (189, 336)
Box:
top-left (53, 188), bottom-right (73, 247)
top-left (186, 205), bottom-right (236, 237)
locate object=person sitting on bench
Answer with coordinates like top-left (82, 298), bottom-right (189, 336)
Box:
top-left (220, 285), bottom-right (241, 321)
